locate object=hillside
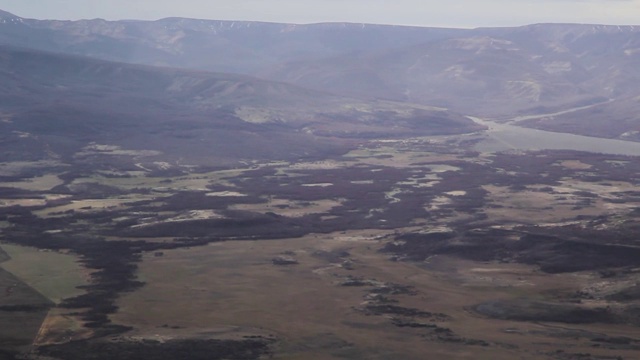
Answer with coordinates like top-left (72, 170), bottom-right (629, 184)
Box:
top-left (2, 10), bottom-right (640, 138)
top-left (265, 24), bottom-right (640, 117)
top-left (0, 45), bottom-right (480, 165)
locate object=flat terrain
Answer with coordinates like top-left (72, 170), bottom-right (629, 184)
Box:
top-left (0, 244), bottom-right (87, 304)
top-left (113, 232), bottom-right (640, 360)
top-left (3, 127), bottom-right (640, 359)
top-left (0, 262), bottom-right (52, 353)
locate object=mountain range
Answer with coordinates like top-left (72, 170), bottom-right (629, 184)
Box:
top-left (1, 9), bottom-right (640, 153)
top-left (0, 43), bottom-right (478, 166)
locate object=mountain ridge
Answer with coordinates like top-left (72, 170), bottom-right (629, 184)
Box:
top-left (1, 9), bottom-right (640, 139)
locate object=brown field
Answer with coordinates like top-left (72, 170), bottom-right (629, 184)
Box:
top-left (33, 197), bottom-right (156, 218)
top-left (112, 229), bottom-right (640, 359)
top-left (34, 308), bottom-right (93, 346)
top-left (2, 174), bottom-right (64, 191)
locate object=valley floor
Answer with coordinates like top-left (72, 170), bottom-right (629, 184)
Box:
top-left (3, 128), bottom-right (640, 359)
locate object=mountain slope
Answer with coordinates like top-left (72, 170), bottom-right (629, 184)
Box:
top-left (264, 24), bottom-right (640, 118)
top-left (3, 10), bottom-right (640, 138)
top-left (0, 45), bottom-right (480, 166)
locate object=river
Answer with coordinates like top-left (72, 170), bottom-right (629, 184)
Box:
top-left (469, 117), bottom-right (640, 156)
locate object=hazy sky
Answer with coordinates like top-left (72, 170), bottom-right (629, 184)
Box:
top-left (1, 0), bottom-right (639, 28)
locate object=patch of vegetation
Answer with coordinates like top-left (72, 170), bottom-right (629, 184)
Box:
top-left (473, 300), bottom-right (616, 324)
top-left (383, 230), bottom-right (640, 273)
top-left (38, 338), bottom-right (271, 360)
top-left (363, 304), bottom-right (450, 321)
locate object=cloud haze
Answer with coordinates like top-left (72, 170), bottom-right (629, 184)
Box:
top-left (0, 0), bottom-right (639, 27)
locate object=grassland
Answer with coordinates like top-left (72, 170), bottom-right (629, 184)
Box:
top-left (0, 267), bottom-right (52, 353)
top-left (0, 244), bottom-right (87, 304)
top-left (113, 231), bottom-right (640, 360)
top-left (3, 130), bottom-right (640, 359)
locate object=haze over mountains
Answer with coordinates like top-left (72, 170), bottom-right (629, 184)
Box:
top-left (1, 8), bottom-right (640, 159)
top-left (2, 9), bottom-right (640, 128)
top-left (0, 44), bottom-right (479, 166)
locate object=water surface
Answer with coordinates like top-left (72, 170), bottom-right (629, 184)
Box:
top-left (470, 117), bottom-right (640, 156)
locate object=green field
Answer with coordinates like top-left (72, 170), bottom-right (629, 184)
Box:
top-left (0, 267), bottom-right (52, 351)
top-left (0, 244), bottom-right (87, 304)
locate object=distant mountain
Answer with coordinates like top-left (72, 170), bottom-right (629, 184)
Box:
top-left (0, 10), bottom-right (465, 74)
top-left (265, 24), bottom-right (640, 117)
top-left (2, 10), bottom-right (640, 139)
top-left (0, 9), bottom-right (20, 20)
top-left (516, 95), bottom-right (640, 140)
top-left (0, 45), bottom-right (480, 166)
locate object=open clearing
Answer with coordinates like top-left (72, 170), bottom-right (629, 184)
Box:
top-left (2, 174), bottom-right (64, 191)
top-left (0, 244), bottom-right (87, 304)
top-left (112, 229), bottom-right (640, 360)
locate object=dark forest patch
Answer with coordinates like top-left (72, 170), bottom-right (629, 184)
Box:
top-left (37, 338), bottom-right (271, 360)
top-left (382, 230), bottom-right (640, 273)
top-left (473, 299), bottom-right (616, 324)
